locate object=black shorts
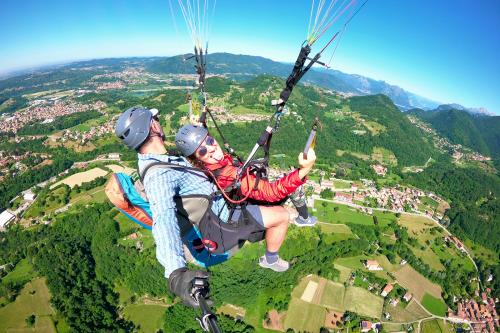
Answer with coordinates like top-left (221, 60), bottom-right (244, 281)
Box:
top-left (198, 204), bottom-right (266, 254)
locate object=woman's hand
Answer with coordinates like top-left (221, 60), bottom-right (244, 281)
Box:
top-left (298, 149), bottom-right (317, 179)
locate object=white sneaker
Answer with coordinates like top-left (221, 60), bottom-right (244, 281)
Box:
top-left (258, 255), bottom-right (289, 272)
top-left (293, 215), bottom-right (317, 227)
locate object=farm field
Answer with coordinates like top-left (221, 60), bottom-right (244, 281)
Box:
top-left (288, 275), bottom-right (383, 328)
top-left (386, 299), bottom-right (430, 322)
top-left (314, 200), bottom-right (397, 226)
top-left (232, 105), bottom-right (268, 115)
top-left (398, 214), bottom-right (476, 273)
top-left (0, 278), bottom-right (56, 333)
top-left (319, 281), bottom-right (345, 312)
top-left (393, 265), bottom-right (442, 301)
top-left (383, 323), bottom-right (406, 332)
top-left (398, 214), bottom-right (436, 236)
top-left (319, 223), bottom-right (353, 234)
top-left (421, 319), bottom-right (453, 333)
top-left (321, 224), bottom-right (356, 243)
top-left (69, 185), bottom-right (107, 206)
top-left (50, 167), bottom-right (108, 189)
top-left (284, 298), bottom-right (326, 333)
top-left (464, 239), bottom-right (498, 266)
top-left (344, 286), bottom-right (384, 319)
top-left (363, 121), bottom-right (386, 135)
top-left (334, 255), bottom-right (368, 270)
top-left (333, 264), bottom-right (352, 283)
top-left (421, 293), bottom-right (448, 317)
top-left (123, 304), bottom-right (166, 333)
top-left (218, 303), bottom-right (246, 319)
top-left (333, 179), bottom-right (351, 189)
top-left (411, 245), bottom-right (446, 271)
top-left (371, 147), bottom-right (397, 166)
top-left (105, 163), bottom-right (135, 175)
top-left (2, 258), bottom-right (34, 285)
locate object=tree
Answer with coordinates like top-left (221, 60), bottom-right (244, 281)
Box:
top-left (320, 188), bottom-right (333, 199)
top-left (26, 314), bottom-right (35, 327)
top-left (373, 215), bottom-right (379, 225)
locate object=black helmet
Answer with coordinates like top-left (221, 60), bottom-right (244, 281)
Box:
top-left (115, 106), bottom-right (159, 150)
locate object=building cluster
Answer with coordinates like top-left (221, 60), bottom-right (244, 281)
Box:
top-left (58, 115), bottom-right (118, 143)
top-left (0, 100), bottom-right (107, 133)
top-left (360, 320), bottom-right (381, 332)
top-left (366, 186), bottom-right (425, 213)
top-left (447, 291), bottom-right (499, 333)
top-left (308, 173), bottom-right (446, 218)
top-left (407, 115), bottom-right (491, 163)
top-left (372, 164), bottom-right (387, 176)
top-left (89, 68), bottom-right (146, 87)
top-left (0, 210), bottom-right (15, 231)
top-left (0, 151), bottom-right (38, 179)
top-left (96, 81), bottom-right (125, 90)
top-left (444, 236), bottom-right (467, 253)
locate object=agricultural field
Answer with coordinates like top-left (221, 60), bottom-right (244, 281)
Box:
top-left (411, 244), bottom-right (446, 271)
top-left (105, 163), bottom-right (135, 175)
top-left (24, 185), bottom-right (70, 218)
top-left (421, 293), bottom-right (448, 317)
top-left (231, 105), bottom-right (268, 115)
top-left (362, 121), bottom-right (386, 135)
top-left (386, 299), bottom-right (430, 322)
top-left (319, 281), bottom-right (346, 312)
top-left (393, 265), bottom-right (442, 301)
top-left (314, 200), bottom-right (397, 226)
top-left (283, 298), bottom-right (327, 333)
top-left (418, 196), bottom-right (439, 212)
top-left (320, 223), bottom-right (356, 243)
top-left (464, 239), bottom-right (498, 265)
top-left (2, 258), bottom-right (35, 285)
top-left (67, 115), bottom-right (108, 132)
top-left (334, 264), bottom-right (352, 283)
top-left (218, 303), bottom-right (246, 319)
top-left (398, 214), bottom-right (436, 236)
top-left (398, 214), bottom-right (476, 273)
top-left (50, 167), bottom-right (109, 189)
top-left (334, 255), bottom-right (368, 270)
top-left (289, 275), bottom-right (383, 325)
top-left (372, 147), bottom-right (397, 166)
top-left (344, 286), bottom-right (384, 319)
top-left (421, 319), bottom-right (453, 333)
top-left (333, 179), bottom-right (352, 189)
top-left (123, 304), bottom-right (166, 333)
top-left (69, 185), bottom-right (108, 205)
top-left (0, 278), bottom-right (56, 333)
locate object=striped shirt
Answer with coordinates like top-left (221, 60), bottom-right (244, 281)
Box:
top-left (138, 153), bottom-right (230, 278)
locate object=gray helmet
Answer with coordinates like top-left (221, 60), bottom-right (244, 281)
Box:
top-left (115, 106), bottom-right (158, 150)
top-left (175, 124), bottom-right (208, 156)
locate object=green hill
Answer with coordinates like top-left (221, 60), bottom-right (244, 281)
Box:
top-left (408, 108), bottom-right (500, 158)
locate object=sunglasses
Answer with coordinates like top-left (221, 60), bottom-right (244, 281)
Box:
top-left (196, 136), bottom-right (216, 157)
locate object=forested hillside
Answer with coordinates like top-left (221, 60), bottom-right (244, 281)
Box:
top-left (409, 108), bottom-right (500, 158)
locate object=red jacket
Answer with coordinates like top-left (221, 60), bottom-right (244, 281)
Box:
top-left (204, 153), bottom-right (305, 203)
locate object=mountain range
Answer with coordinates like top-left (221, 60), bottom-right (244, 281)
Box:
top-left (144, 52), bottom-right (492, 114)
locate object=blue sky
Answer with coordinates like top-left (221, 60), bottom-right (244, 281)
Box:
top-left (1, 0), bottom-right (499, 114)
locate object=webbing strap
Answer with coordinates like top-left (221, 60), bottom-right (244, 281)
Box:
top-left (139, 160), bottom-right (207, 183)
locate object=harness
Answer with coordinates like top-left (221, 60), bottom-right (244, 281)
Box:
top-left (139, 160), bottom-right (265, 255)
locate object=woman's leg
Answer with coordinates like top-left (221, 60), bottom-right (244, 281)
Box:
top-left (258, 205), bottom-right (290, 252)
